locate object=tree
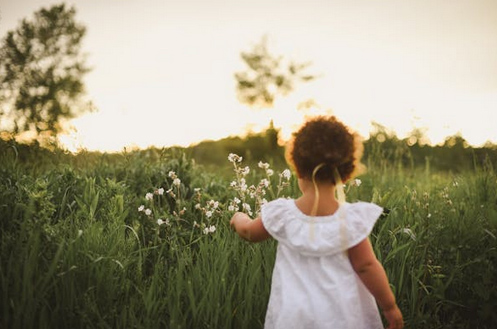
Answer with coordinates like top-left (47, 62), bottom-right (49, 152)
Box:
top-left (0, 3), bottom-right (91, 141)
top-left (235, 36), bottom-right (316, 108)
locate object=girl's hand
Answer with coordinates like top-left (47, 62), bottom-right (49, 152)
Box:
top-left (383, 304), bottom-right (403, 329)
top-left (230, 212), bottom-right (248, 230)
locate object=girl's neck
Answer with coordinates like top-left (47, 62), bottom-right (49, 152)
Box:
top-left (295, 178), bottom-right (340, 217)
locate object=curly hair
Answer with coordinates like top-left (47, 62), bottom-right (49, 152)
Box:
top-left (286, 116), bottom-right (365, 184)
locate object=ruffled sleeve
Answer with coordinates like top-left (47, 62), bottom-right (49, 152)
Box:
top-left (261, 198), bottom-right (383, 256)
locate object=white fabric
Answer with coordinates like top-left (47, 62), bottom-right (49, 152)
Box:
top-left (261, 198), bottom-right (384, 329)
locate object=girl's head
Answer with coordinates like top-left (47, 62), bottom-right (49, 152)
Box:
top-left (286, 116), bottom-right (365, 184)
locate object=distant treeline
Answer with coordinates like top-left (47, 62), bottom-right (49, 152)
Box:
top-left (187, 125), bottom-right (497, 173)
top-left (1, 125), bottom-right (496, 174)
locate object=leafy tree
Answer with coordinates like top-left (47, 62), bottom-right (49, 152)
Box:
top-left (235, 36), bottom-right (316, 108)
top-left (0, 3), bottom-right (91, 141)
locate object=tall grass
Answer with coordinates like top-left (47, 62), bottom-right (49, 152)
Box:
top-left (1, 144), bottom-right (496, 328)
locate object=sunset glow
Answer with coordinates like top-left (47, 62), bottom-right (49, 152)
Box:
top-left (2, 0), bottom-right (496, 152)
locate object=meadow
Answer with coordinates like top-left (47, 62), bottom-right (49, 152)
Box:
top-left (0, 138), bottom-right (496, 329)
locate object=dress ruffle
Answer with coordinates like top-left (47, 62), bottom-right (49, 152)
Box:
top-left (261, 198), bottom-right (383, 256)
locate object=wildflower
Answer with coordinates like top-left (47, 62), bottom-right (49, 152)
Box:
top-left (261, 178), bottom-right (270, 188)
top-left (230, 180), bottom-right (237, 187)
top-left (282, 169), bottom-right (291, 180)
top-left (228, 153), bottom-right (242, 163)
top-left (157, 218), bottom-right (165, 225)
top-left (203, 225), bottom-right (216, 234)
top-left (266, 169), bottom-right (274, 176)
top-left (402, 228), bottom-right (416, 240)
top-left (157, 188), bottom-right (164, 195)
top-left (78, 229), bottom-right (83, 237)
top-left (205, 210), bottom-right (213, 218)
top-left (168, 171), bottom-right (176, 178)
top-left (258, 161), bottom-right (270, 169)
top-left (228, 205), bottom-right (236, 212)
top-left (427, 213), bottom-right (432, 218)
top-left (242, 203), bottom-right (251, 212)
top-left (173, 178), bottom-right (181, 186)
top-left (145, 208), bottom-right (152, 216)
top-left (241, 166), bottom-right (250, 176)
top-left (234, 197), bottom-right (241, 204)
top-left (138, 205), bottom-right (145, 212)
top-left (195, 203), bottom-right (202, 209)
top-left (354, 179), bottom-right (362, 187)
top-left (145, 193), bottom-right (154, 201)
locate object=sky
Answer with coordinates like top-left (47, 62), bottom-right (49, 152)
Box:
top-left (1, 0), bottom-right (496, 152)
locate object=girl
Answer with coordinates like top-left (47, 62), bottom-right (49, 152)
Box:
top-left (230, 116), bottom-right (403, 329)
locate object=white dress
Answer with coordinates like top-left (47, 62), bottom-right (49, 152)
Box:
top-left (260, 198), bottom-right (384, 329)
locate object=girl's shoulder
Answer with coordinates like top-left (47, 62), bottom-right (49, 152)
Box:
top-left (260, 199), bottom-right (384, 256)
top-left (261, 198), bottom-right (382, 222)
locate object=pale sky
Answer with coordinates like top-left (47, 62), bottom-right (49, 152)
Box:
top-left (1, 0), bottom-right (496, 152)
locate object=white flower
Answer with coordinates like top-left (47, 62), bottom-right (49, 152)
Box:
top-left (138, 205), bottom-right (145, 212)
top-left (258, 161), bottom-right (270, 169)
top-left (266, 169), bottom-right (274, 176)
top-left (354, 179), bottom-right (362, 187)
top-left (242, 203), bottom-right (251, 211)
top-left (157, 188), bottom-right (165, 195)
top-left (261, 198), bottom-right (268, 205)
top-left (195, 203), bottom-right (202, 209)
top-left (173, 178), bottom-right (181, 186)
top-left (157, 218), bottom-right (165, 225)
top-left (261, 178), bottom-right (270, 188)
top-left (241, 166), bottom-right (250, 176)
top-left (204, 225), bottom-right (216, 234)
top-left (168, 171), bottom-right (176, 178)
top-left (212, 201), bottom-right (219, 209)
top-left (228, 205), bottom-right (235, 212)
top-left (282, 169), bottom-right (291, 180)
top-left (228, 153), bottom-right (242, 163)
top-left (402, 228), bottom-right (416, 240)
top-left (205, 211), bottom-right (213, 218)
top-left (234, 197), bottom-right (241, 204)
top-left (145, 208), bottom-right (152, 216)
top-left (78, 229), bottom-right (83, 237)
top-left (145, 193), bottom-right (154, 201)
top-left (230, 180), bottom-right (237, 187)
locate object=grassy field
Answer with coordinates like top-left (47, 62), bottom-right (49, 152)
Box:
top-left (1, 143), bottom-right (496, 328)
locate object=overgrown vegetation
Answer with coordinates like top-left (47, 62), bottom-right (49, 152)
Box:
top-left (1, 132), bottom-right (496, 328)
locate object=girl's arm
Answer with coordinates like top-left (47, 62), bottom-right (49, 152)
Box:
top-left (348, 238), bottom-right (404, 329)
top-left (230, 212), bottom-right (271, 242)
